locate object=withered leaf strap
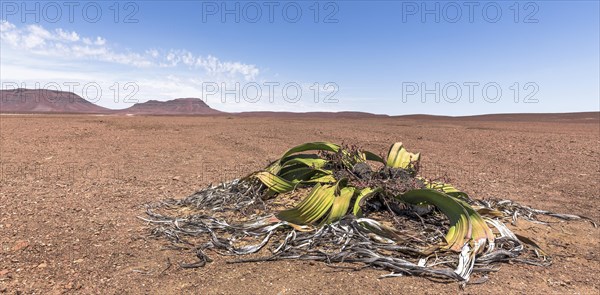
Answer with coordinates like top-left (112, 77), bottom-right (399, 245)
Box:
top-left (143, 141), bottom-right (594, 283)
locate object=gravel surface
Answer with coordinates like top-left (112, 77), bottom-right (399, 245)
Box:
top-left (0, 114), bottom-right (598, 294)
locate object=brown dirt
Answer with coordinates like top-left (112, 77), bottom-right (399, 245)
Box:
top-left (0, 114), bottom-right (598, 294)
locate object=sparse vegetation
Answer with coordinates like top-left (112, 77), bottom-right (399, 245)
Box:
top-left (143, 141), bottom-right (595, 283)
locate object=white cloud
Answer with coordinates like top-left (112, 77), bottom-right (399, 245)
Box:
top-left (0, 20), bottom-right (306, 112)
top-left (94, 36), bottom-right (106, 46)
top-left (0, 20), bottom-right (15, 31)
top-left (146, 49), bottom-right (159, 58)
top-left (0, 20), bottom-right (260, 80)
top-left (56, 29), bottom-right (80, 42)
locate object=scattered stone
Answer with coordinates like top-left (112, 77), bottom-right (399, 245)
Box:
top-left (65, 281), bottom-right (82, 290)
top-left (11, 241), bottom-right (29, 252)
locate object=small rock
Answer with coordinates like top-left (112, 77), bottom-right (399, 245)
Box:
top-left (73, 259), bottom-right (84, 264)
top-left (37, 263), bottom-right (47, 269)
top-left (11, 241), bottom-right (29, 252)
top-left (73, 283), bottom-right (82, 290)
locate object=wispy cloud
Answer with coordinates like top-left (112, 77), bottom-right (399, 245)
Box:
top-left (0, 20), bottom-right (260, 80)
top-left (0, 20), bottom-right (341, 113)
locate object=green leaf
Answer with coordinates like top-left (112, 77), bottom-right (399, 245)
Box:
top-left (386, 142), bottom-right (420, 169)
top-left (452, 198), bottom-right (495, 251)
top-left (397, 189), bottom-right (472, 251)
top-left (254, 172), bottom-right (296, 194)
top-left (325, 187), bottom-right (355, 224)
top-left (279, 167), bottom-right (321, 182)
top-left (304, 173), bottom-right (336, 184)
top-left (277, 184), bottom-right (337, 225)
top-left (282, 157), bottom-right (329, 169)
top-left (422, 179), bottom-right (470, 200)
top-left (279, 142), bottom-right (340, 163)
top-left (265, 161), bottom-right (282, 175)
top-left (265, 142), bottom-right (339, 175)
top-left (353, 187), bottom-right (381, 216)
top-left (361, 150), bottom-right (385, 164)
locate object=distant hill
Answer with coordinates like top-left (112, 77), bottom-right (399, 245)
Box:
top-left (119, 98), bottom-right (222, 115)
top-left (0, 89), bottom-right (221, 115)
top-left (235, 111), bottom-right (388, 118)
top-left (0, 88), bottom-right (111, 114)
top-left (1, 89), bottom-right (597, 122)
top-left (399, 112), bottom-right (600, 123)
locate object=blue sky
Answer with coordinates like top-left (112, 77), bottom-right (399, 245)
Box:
top-left (1, 1), bottom-right (598, 115)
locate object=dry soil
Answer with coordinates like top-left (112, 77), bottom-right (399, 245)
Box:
top-left (0, 114), bottom-right (598, 294)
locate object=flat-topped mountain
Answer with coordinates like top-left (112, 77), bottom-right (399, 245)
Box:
top-left (120, 98), bottom-right (222, 115)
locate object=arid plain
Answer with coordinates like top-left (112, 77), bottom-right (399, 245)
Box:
top-left (0, 114), bottom-right (598, 294)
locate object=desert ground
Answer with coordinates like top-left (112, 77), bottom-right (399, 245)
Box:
top-left (0, 114), bottom-right (598, 294)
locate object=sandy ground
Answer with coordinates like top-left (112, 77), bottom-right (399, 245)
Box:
top-left (0, 114), bottom-right (598, 294)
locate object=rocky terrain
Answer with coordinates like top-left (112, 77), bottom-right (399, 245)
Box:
top-left (0, 114), bottom-right (598, 294)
